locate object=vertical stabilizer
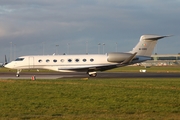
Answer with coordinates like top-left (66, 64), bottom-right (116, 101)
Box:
top-left (130, 35), bottom-right (169, 56)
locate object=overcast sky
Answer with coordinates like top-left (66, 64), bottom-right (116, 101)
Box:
top-left (0, 0), bottom-right (180, 62)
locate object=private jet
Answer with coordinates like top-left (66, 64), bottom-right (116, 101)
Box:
top-left (5, 35), bottom-right (170, 77)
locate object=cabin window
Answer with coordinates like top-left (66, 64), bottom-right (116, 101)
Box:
top-left (53, 59), bottom-right (57, 62)
top-left (46, 59), bottom-right (50, 63)
top-left (68, 59), bottom-right (72, 62)
top-left (15, 58), bottom-right (24, 61)
top-left (60, 59), bottom-right (64, 62)
top-left (90, 58), bottom-right (94, 62)
top-left (38, 59), bottom-right (42, 63)
top-left (75, 59), bottom-right (79, 62)
top-left (83, 59), bottom-right (86, 62)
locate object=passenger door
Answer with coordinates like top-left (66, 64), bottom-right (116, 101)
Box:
top-left (29, 57), bottom-right (34, 69)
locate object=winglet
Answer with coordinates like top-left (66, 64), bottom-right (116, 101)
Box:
top-left (121, 52), bottom-right (137, 64)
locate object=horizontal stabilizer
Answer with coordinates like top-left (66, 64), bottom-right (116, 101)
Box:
top-left (143, 35), bottom-right (171, 41)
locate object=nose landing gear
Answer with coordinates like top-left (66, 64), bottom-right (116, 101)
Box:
top-left (16, 69), bottom-right (22, 77)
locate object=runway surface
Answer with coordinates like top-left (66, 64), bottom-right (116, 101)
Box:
top-left (1, 72), bottom-right (180, 79)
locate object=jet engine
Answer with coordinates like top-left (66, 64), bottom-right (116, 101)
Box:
top-left (107, 52), bottom-right (133, 63)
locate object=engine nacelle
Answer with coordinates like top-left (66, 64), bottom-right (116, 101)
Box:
top-left (107, 52), bottom-right (133, 63)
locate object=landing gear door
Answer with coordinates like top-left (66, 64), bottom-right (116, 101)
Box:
top-left (29, 57), bottom-right (34, 69)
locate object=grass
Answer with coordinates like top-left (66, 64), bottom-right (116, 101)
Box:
top-left (0, 78), bottom-right (180, 119)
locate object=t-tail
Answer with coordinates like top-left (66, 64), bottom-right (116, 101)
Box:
top-left (130, 35), bottom-right (170, 56)
top-left (128, 35), bottom-right (170, 64)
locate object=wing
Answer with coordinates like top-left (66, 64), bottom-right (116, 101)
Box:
top-left (57, 64), bottom-right (119, 72)
top-left (57, 53), bottom-right (137, 72)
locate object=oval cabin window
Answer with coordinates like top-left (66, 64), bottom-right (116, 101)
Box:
top-left (60, 59), bottom-right (64, 62)
top-left (68, 59), bottom-right (72, 62)
top-left (83, 59), bottom-right (86, 62)
top-left (38, 60), bottom-right (42, 63)
top-left (46, 59), bottom-right (50, 63)
top-left (90, 58), bottom-right (94, 62)
top-left (75, 59), bottom-right (79, 62)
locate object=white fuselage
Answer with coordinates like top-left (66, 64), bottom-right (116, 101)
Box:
top-left (5, 54), bottom-right (118, 72)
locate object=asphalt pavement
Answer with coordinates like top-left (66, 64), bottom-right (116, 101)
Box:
top-left (1, 72), bottom-right (180, 80)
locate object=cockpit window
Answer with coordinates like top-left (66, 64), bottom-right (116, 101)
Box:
top-left (15, 58), bottom-right (24, 61)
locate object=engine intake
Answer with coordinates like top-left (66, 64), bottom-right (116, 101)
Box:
top-left (107, 52), bottom-right (133, 63)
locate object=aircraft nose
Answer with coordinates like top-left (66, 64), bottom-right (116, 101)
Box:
top-left (4, 63), bottom-right (10, 68)
top-left (4, 63), bottom-right (13, 69)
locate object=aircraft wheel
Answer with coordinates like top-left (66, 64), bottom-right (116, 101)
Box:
top-left (16, 74), bottom-right (20, 77)
top-left (89, 73), bottom-right (97, 77)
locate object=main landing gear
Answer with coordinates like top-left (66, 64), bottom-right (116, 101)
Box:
top-left (88, 71), bottom-right (97, 77)
top-left (16, 69), bottom-right (21, 77)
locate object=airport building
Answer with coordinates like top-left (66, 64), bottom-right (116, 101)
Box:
top-left (141, 54), bottom-right (180, 66)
